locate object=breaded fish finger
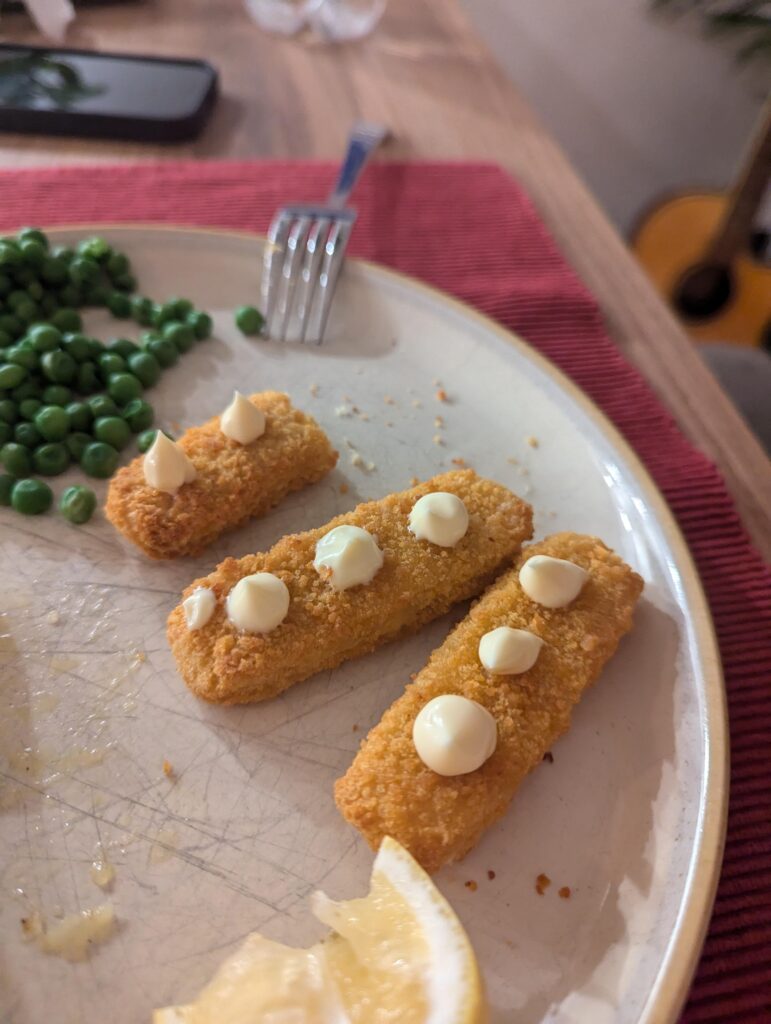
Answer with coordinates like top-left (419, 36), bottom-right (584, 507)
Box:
top-left (105, 391), bottom-right (337, 559)
top-left (335, 533), bottom-right (643, 872)
top-left (167, 470), bottom-right (533, 704)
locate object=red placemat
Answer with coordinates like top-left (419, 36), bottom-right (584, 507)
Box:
top-left (1, 160), bottom-right (768, 1021)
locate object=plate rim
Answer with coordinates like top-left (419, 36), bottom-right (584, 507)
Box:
top-left (44, 223), bottom-right (729, 1023)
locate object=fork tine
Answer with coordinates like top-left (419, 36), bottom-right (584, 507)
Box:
top-left (305, 218), bottom-right (354, 344)
top-left (261, 211), bottom-right (292, 336)
top-left (274, 216), bottom-right (312, 342)
top-left (296, 218), bottom-right (331, 344)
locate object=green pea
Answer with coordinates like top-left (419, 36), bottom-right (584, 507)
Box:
top-left (66, 432), bottom-right (93, 461)
top-left (87, 394), bottom-right (119, 419)
top-left (42, 385), bottom-right (73, 407)
top-left (0, 363), bottom-right (27, 389)
top-left (98, 352), bottom-right (126, 379)
top-left (7, 289), bottom-right (28, 310)
top-left (107, 372), bottom-right (142, 405)
top-left (15, 299), bottom-right (41, 325)
top-left (18, 228), bottom-right (49, 249)
top-left (65, 401), bottom-right (92, 431)
top-left (0, 422), bottom-right (10, 445)
top-left (0, 473), bottom-right (13, 505)
top-left (76, 361), bottom-right (101, 395)
top-left (0, 398), bottom-right (17, 424)
top-left (33, 442), bottom-right (70, 476)
top-left (40, 349), bottom-right (76, 385)
top-left (122, 398), bottom-right (154, 433)
top-left (6, 345), bottom-right (39, 371)
top-left (163, 321), bottom-right (195, 353)
top-left (34, 405), bottom-right (70, 441)
top-left (26, 280), bottom-right (44, 301)
top-left (136, 428), bottom-right (170, 453)
top-left (68, 256), bottom-right (101, 288)
top-left (109, 338), bottom-right (139, 358)
top-left (106, 292), bottom-right (131, 318)
top-left (112, 273), bottom-right (136, 293)
top-left (27, 323), bottom-right (62, 352)
top-left (152, 301), bottom-right (179, 329)
top-left (19, 398), bottom-right (42, 421)
top-left (77, 237), bottom-right (111, 263)
top-left (106, 251), bottom-right (130, 279)
top-left (12, 380), bottom-right (42, 402)
top-left (187, 310), bottom-right (213, 340)
top-left (146, 337), bottom-right (178, 368)
top-left (81, 441), bottom-right (119, 479)
top-left (11, 477), bottom-right (52, 515)
top-left (50, 308), bottom-right (81, 333)
top-left (60, 332), bottom-right (92, 362)
top-left (1, 442), bottom-right (31, 476)
top-left (234, 305), bottom-right (265, 336)
top-left (14, 422), bottom-right (42, 448)
top-left (19, 239), bottom-right (46, 268)
top-left (59, 484), bottom-right (97, 524)
top-left (40, 255), bottom-right (69, 286)
top-left (0, 242), bottom-right (22, 267)
top-left (86, 337), bottom-right (104, 358)
top-left (93, 415), bottom-right (131, 450)
top-left (127, 351), bottom-right (161, 387)
top-left (0, 314), bottom-right (22, 338)
top-left (84, 283), bottom-right (111, 307)
top-left (168, 298), bottom-right (194, 320)
top-left (131, 296), bottom-right (155, 326)
top-left (51, 246), bottom-right (75, 264)
top-left (57, 285), bottom-right (83, 309)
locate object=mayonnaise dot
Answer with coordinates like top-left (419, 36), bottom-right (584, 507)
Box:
top-left (313, 525), bottom-right (384, 591)
top-left (220, 391), bottom-right (266, 445)
top-left (408, 492), bottom-right (469, 548)
top-left (226, 573), bottom-right (289, 634)
top-left (183, 587), bottom-right (217, 630)
top-left (478, 626), bottom-right (543, 674)
top-left (412, 694), bottom-right (497, 776)
top-left (143, 431), bottom-right (196, 494)
top-left (519, 555), bottom-right (588, 608)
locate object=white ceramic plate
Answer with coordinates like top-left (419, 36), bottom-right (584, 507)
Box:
top-left (0, 227), bottom-right (727, 1024)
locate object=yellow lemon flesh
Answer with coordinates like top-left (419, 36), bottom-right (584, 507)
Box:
top-left (154, 837), bottom-right (486, 1024)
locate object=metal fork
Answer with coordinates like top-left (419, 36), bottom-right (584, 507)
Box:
top-left (260, 122), bottom-right (388, 344)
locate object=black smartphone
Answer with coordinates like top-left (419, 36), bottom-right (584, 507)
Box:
top-left (0, 44), bottom-right (218, 142)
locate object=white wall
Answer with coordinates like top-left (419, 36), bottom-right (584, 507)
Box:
top-left (461, 0), bottom-right (769, 234)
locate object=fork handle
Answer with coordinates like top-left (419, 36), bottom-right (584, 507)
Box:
top-left (328, 122), bottom-right (388, 210)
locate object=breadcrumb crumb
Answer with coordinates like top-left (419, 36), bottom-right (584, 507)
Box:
top-left (309, 383), bottom-right (319, 397)
top-left (526, 436), bottom-right (539, 449)
top-left (432, 434), bottom-right (444, 446)
top-left (465, 880), bottom-right (478, 892)
top-left (383, 396), bottom-right (395, 405)
top-left (535, 873), bottom-right (551, 895)
top-left (559, 886), bottom-right (572, 900)
top-left (339, 483), bottom-right (349, 495)
top-left (434, 416), bottom-right (444, 429)
top-left (451, 457), bottom-right (467, 468)
top-left (162, 760), bottom-right (174, 778)
top-left (435, 389), bottom-right (448, 403)
top-left (487, 869), bottom-right (496, 881)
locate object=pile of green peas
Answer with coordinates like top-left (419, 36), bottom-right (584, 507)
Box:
top-left (0, 228), bottom-right (214, 521)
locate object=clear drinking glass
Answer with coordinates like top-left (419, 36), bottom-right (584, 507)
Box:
top-left (244, 0), bottom-right (385, 41)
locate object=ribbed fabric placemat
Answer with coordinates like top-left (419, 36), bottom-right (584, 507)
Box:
top-left (1, 160), bottom-right (768, 1022)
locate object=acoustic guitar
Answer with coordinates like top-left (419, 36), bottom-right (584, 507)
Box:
top-left (632, 100), bottom-right (771, 349)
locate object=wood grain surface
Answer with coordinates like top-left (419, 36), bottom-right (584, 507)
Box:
top-left (1, 0), bottom-right (769, 559)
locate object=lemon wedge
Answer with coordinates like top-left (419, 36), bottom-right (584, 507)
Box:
top-left (154, 836), bottom-right (486, 1024)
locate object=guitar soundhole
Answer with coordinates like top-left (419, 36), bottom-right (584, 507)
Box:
top-left (674, 264), bottom-right (733, 321)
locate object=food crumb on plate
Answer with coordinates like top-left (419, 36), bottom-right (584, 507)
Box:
top-left (339, 482), bottom-right (349, 494)
top-left (162, 759), bottom-right (174, 778)
top-left (435, 388), bottom-right (448, 403)
top-left (410, 476), bottom-right (420, 486)
top-left (543, 751), bottom-right (554, 763)
top-left (335, 405), bottom-right (353, 418)
top-left (383, 395), bottom-right (395, 405)
top-left (464, 880), bottom-right (477, 892)
top-left (352, 724), bottom-right (358, 732)
top-left (487, 869), bottom-right (496, 881)
top-left (507, 456), bottom-right (519, 466)
top-left (433, 434), bottom-right (444, 446)
top-left (526, 436), bottom-right (539, 448)
top-left (451, 457), bottom-right (467, 467)
top-left (46, 610), bottom-right (60, 626)
top-left (535, 873), bottom-right (551, 895)
top-left (411, 399), bottom-right (422, 408)
top-left (559, 886), bottom-right (572, 900)
top-left (309, 383), bottom-right (319, 397)
top-left (434, 416), bottom-right (444, 429)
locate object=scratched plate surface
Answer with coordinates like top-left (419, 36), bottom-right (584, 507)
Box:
top-left (0, 228), bottom-right (725, 1024)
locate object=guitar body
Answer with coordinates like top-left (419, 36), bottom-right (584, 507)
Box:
top-left (632, 192), bottom-right (771, 348)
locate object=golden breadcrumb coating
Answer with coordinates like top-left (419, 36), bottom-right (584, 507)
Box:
top-left (335, 533), bottom-right (643, 873)
top-left (105, 392), bottom-right (337, 559)
top-left (167, 470), bottom-right (533, 704)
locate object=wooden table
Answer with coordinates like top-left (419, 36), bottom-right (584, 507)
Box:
top-left (2, 0), bottom-right (769, 559)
